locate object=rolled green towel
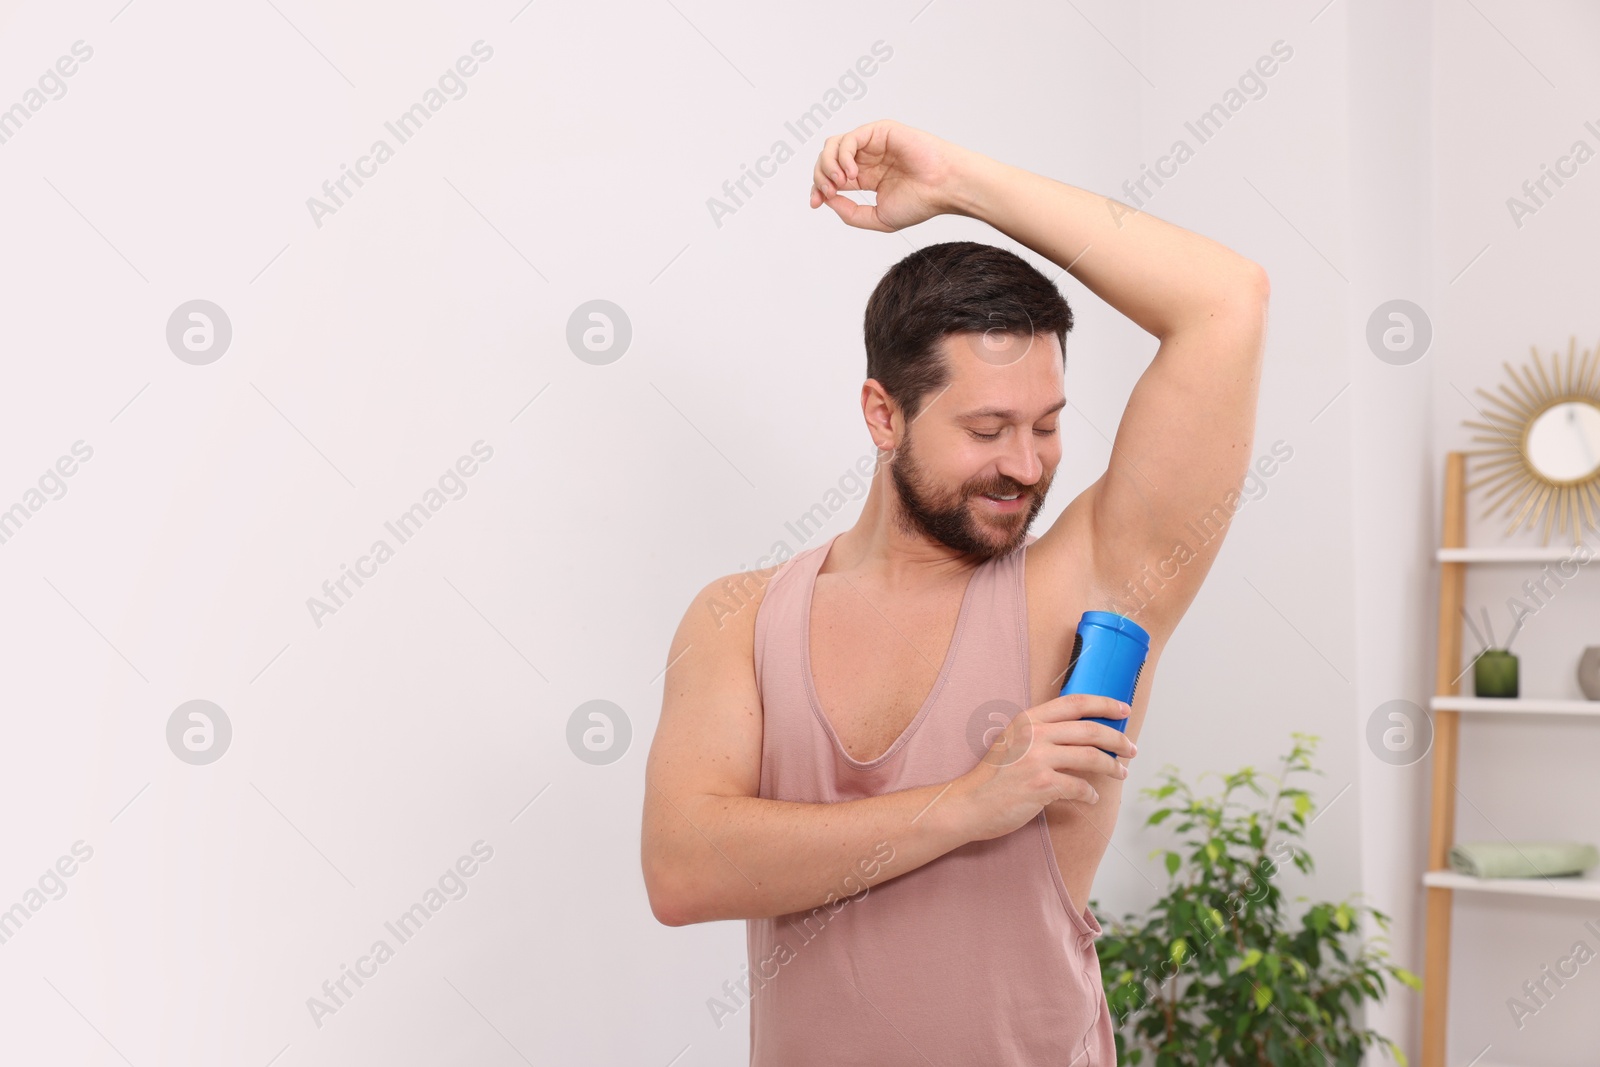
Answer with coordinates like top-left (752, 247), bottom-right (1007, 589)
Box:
top-left (1448, 841), bottom-right (1600, 879)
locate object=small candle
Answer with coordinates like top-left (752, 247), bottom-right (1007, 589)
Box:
top-left (1473, 649), bottom-right (1519, 698)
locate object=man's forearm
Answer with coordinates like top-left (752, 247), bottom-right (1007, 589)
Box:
top-left (948, 151), bottom-right (1264, 339)
top-left (648, 779), bottom-right (972, 925)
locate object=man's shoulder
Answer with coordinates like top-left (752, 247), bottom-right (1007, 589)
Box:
top-left (676, 541), bottom-right (818, 649)
top-left (694, 565), bottom-right (786, 637)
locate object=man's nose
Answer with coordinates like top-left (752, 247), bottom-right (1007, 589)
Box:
top-left (999, 433), bottom-right (1043, 484)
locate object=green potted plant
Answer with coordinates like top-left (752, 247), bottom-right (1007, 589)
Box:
top-left (1089, 732), bottom-right (1420, 1066)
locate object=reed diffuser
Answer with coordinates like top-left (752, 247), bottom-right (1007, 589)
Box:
top-left (1462, 605), bottom-right (1521, 698)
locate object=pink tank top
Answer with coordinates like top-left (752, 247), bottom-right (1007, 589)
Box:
top-left (747, 531), bottom-right (1117, 1066)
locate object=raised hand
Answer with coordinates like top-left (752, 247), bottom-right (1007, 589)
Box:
top-left (808, 118), bottom-right (972, 233)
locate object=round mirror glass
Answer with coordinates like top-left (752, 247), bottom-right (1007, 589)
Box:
top-left (1526, 400), bottom-right (1600, 482)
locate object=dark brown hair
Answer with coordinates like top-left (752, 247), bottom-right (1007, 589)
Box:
top-left (863, 241), bottom-right (1073, 423)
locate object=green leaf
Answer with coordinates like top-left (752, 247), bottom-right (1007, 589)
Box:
top-left (1165, 851), bottom-right (1181, 877)
top-left (1393, 967), bottom-right (1422, 992)
top-left (1254, 984), bottom-right (1273, 1011)
top-left (1147, 808), bottom-right (1174, 826)
top-left (1334, 903), bottom-right (1352, 931)
top-left (1171, 938), bottom-right (1188, 965)
top-left (1240, 948), bottom-right (1263, 970)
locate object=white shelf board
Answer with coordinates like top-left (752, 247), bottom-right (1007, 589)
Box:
top-left (1424, 868), bottom-right (1600, 901)
top-left (1436, 546), bottom-right (1591, 562)
top-left (1431, 696), bottom-right (1600, 716)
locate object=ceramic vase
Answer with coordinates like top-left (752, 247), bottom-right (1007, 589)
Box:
top-left (1579, 647), bottom-right (1600, 700)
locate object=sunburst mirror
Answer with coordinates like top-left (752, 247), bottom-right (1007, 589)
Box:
top-left (1462, 336), bottom-right (1600, 547)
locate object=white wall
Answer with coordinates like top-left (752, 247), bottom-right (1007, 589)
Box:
top-left (5, 0), bottom-right (1587, 1064)
top-left (1347, 1), bottom-right (1435, 1064)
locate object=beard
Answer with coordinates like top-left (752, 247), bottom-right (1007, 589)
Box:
top-left (888, 427), bottom-right (1050, 561)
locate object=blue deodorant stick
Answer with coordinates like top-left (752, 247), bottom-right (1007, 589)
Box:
top-left (1058, 611), bottom-right (1150, 759)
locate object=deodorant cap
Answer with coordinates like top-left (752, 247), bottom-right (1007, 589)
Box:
top-left (1082, 610), bottom-right (1150, 650)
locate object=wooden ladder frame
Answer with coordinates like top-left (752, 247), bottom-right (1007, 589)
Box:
top-left (1421, 450), bottom-right (1466, 1067)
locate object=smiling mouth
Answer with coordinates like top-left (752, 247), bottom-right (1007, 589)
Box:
top-left (976, 489), bottom-right (1028, 513)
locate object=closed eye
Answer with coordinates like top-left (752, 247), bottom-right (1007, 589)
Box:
top-left (970, 428), bottom-right (1058, 440)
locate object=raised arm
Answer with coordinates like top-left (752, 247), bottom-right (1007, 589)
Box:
top-left (811, 120), bottom-right (1269, 637)
top-left (960, 150), bottom-right (1268, 634)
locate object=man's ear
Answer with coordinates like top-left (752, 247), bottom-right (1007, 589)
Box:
top-left (860, 379), bottom-right (900, 451)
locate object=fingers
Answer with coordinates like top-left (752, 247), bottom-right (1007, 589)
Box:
top-left (1025, 709), bottom-right (1136, 760)
top-left (1046, 773), bottom-right (1099, 805)
top-left (1051, 720), bottom-right (1137, 760)
top-left (994, 707), bottom-right (1132, 771)
top-left (1040, 735), bottom-right (1129, 779)
top-left (810, 124), bottom-right (872, 208)
top-left (1034, 692), bottom-right (1132, 724)
top-left (838, 130), bottom-right (860, 183)
top-left (817, 194), bottom-right (891, 233)
top-left (810, 121), bottom-right (900, 226)
top-left (813, 134), bottom-right (842, 199)
top-left (819, 131), bottom-right (865, 192)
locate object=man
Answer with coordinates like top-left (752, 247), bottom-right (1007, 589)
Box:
top-left (642, 119), bottom-right (1267, 1064)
